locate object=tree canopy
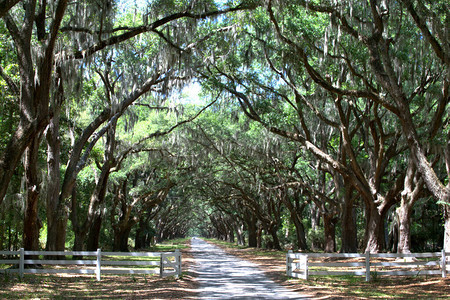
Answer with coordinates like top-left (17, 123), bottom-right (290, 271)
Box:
top-left (0, 0), bottom-right (448, 254)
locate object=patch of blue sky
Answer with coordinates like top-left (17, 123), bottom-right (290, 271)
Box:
top-left (117, 0), bottom-right (148, 11)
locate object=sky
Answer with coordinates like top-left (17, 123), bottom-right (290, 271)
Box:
top-left (116, 0), bottom-right (218, 105)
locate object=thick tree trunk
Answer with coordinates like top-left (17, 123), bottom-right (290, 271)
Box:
top-left (340, 184), bottom-right (358, 253)
top-left (45, 100), bottom-right (68, 253)
top-left (135, 215), bottom-right (153, 249)
top-left (70, 183), bottom-right (89, 257)
top-left (235, 223), bottom-right (245, 246)
top-left (341, 197), bottom-right (358, 252)
top-left (364, 201), bottom-right (386, 253)
top-left (113, 225), bottom-right (133, 252)
top-left (323, 213), bottom-right (337, 253)
top-left (283, 194), bottom-right (307, 250)
top-left (228, 229), bottom-right (235, 243)
top-left (46, 216), bottom-right (67, 253)
top-left (397, 204), bottom-right (412, 253)
top-left (256, 225), bottom-right (263, 248)
top-left (268, 225), bottom-right (282, 250)
top-left (396, 158), bottom-right (423, 253)
top-left (310, 204), bottom-right (321, 250)
top-left (86, 213), bottom-right (103, 251)
top-left (292, 213), bottom-right (307, 250)
top-left (245, 213), bottom-right (258, 247)
top-left (23, 137), bottom-right (42, 253)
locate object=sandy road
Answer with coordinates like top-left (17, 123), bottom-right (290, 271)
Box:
top-left (191, 238), bottom-right (309, 299)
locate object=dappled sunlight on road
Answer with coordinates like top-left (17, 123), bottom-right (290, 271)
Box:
top-left (191, 238), bottom-right (309, 299)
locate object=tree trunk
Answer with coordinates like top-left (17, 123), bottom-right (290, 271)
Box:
top-left (113, 225), bottom-right (133, 252)
top-left (23, 137), bottom-right (42, 253)
top-left (268, 225), bottom-right (282, 250)
top-left (235, 223), bottom-right (245, 246)
top-left (340, 192), bottom-right (358, 252)
top-left (70, 183), bottom-right (89, 259)
top-left (397, 158), bottom-right (423, 253)
top-left (292, 215), bottom-right (307, 250)
top-left (256, 225), bottom-right (263, 248)
top-left (45, 100), bottom-right (68, 253)
top-left (246, 213), bottom-right (258, 247)
top-left (283, 193), bottom-right (308, 250)
top-left (323, 213), bottom-right (337, 253)
top-left (135, 215), bottom-right (153, 249)
top-left (396, 204), bottom-right (412, 253)
top-left (364, 201), bottom-right (386, 253)
top-left (227, 225), bottom-right (235, 243)
top-left (86, 213), bottom-right (103, 251)
top-left (310, 203), bottom-right (321, 250)
top-left (45, 67), bottom-right (69, 253)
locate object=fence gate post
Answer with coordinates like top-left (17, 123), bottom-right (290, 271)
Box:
top-left (303, 255), bottom-right (309, 280)
top-left (286, 250), bottom-right (292, 277)
top-left (175, 249), bottom-right (181, 277)
top-left (365, 251), bottom-right (370, 282)
top-left (442, 249), bottom-right (447, 278)
top-left (96, 249), bottom-right (101, 281)
top-left (19, 248), bottom-right (24, 279)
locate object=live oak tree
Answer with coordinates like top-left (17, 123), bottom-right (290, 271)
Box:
top-left (0, 0), bottom-right (259, 251)
top-left (262, 0), bottom-right (449, 251)
top-left (195, 0), bottom-right (448, 252)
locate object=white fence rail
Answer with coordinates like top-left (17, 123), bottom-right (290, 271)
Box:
top-left (287, 250), bottom-right (448, 282)
top-left (0, 248), bottom-right (181, 280)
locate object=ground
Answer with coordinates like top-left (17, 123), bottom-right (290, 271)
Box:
top-left (1, 239), bottom-right (449, 299)
top-left (208, 239), bottom-right (450, 299)
top-left (0, 241), bottom-right (199, 299)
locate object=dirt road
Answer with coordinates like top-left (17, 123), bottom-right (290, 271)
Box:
top-left (191, 238), bottom-right (309, 299)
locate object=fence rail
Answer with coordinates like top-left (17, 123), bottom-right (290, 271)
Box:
top-left (0, 248), bottom-right (181, 280)
top-left (286, 250), bottom-right (448, 282)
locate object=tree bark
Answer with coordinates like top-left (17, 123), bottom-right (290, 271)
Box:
top-left (268, 224), bottom-right (282, 250)
top-left (396, 204), bottom-right (412, 253)
top-left (245, 213), bottom-right (258, 247)
top-left (340, 191), bottom-right (358, 253)
top-left (363, 198), bottom-right (392, 253)
top-left (323, 213), bottom-right (337, 253)
top-left (235, 223), bottom-right (245, 246)
top-left (86, 213), bottom-right (103, 251)
top-left (23, 137), bottom-right (42, 253)
top-left (397, 159), bottom-right (423, 253)
top-left (113, 225), bottom-right (133, 252)
top-left (45, 74), bottom-right (67, 253)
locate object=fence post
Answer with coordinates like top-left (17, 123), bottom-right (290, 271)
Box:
top-left (303, 255), bottom-right (309, 280)
top-left (96, 248), bottom-right (101, 281)
top-left (19, 248), bottom-right (24, 279)
top-left (442, 249), bottom-right (447, 278)
top-left (286, 250), bottom-right (292, 277)
top-left (160, 253), bottom-right (164, 277)
top-left (175, 249), bottom-right (181, 277)
top-left (365, 251), bottom-right (370, 282)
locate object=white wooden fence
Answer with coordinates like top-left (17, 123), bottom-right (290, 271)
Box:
top-left (0, 248), bottom-right (181, 280)
top-left (287, 250), bottom-right (448, 282)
